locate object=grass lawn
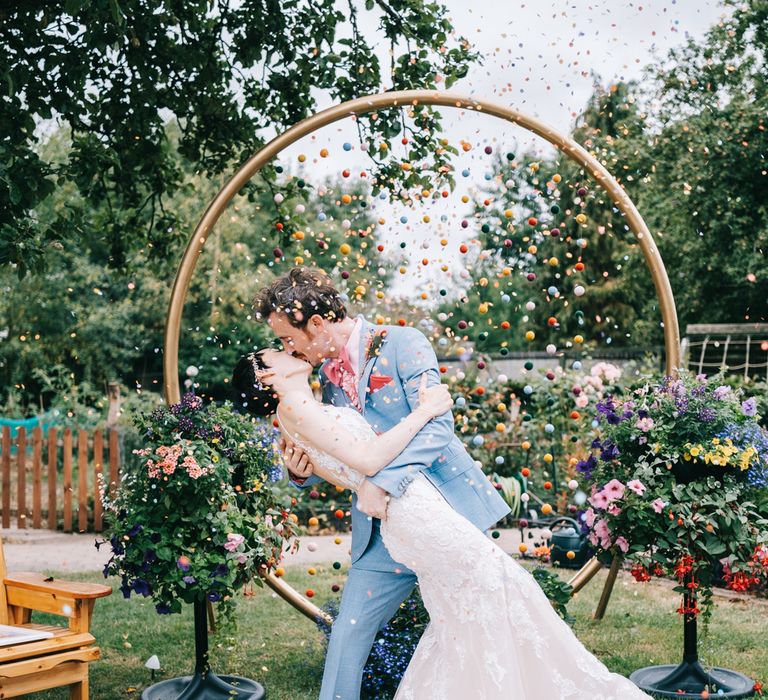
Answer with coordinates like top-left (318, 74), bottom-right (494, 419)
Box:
top-left (25, 562), bottom-right (768, 699)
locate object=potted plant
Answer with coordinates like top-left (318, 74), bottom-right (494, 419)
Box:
top-left (102, 392), bottom-right (297, 699)
top-left (576, 371), bottom-right (768, 699)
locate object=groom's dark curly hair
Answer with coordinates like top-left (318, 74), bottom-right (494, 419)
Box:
top-left (253, 267), bottom-right (347, 329)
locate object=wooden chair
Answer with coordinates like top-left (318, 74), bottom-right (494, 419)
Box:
top-left (0, 537), bottom-right (112, 698)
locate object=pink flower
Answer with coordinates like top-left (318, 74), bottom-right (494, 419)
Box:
top-left (627, 479), bottom-right (646, 496)
top-left (614, 536), bottom-right (629, 553)
top-left (236, 554), bottom-right (247, 564)
top-left (264, 515), bottom-right (274, 528)
top-left (224, 533), bottom-right (245, 552)
top-left (607, 503), bottom-right (622, 516)
top-left (583, 508), bottom-right (597, 527)
top-left (594, 519), bottom-right (612, 549)
top-left (651, 498), bottom-right (666, 514)
top-left (575, 395), bottom-right (589, 408)
top-left (603, 479), bottom-right (626, 501)
top-left (589, 490), bottom-right (609, 509)
top-left (594, 519), bottom-right (611, 540)
top-left (636, 417), bottom-right (654, 432)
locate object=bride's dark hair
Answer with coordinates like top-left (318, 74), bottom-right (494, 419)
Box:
top-left (231, 351), bottom-right (279, 417)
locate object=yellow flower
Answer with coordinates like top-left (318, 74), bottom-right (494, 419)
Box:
top-left (690, 446), bottom-right (701, 458)
top-left (212, 454), bottom-right (219, 463)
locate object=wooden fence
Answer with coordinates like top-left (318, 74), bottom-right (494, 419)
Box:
top-left (0, 426), bottom-right (121, 532)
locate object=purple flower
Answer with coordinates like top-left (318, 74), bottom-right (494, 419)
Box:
top-left (207, 591), bottom-right (222, 602)
top-left (713, 385), bottom-right (731, 400)
top-left (156, 602), bottom-right (172, 614)
top-left (211, 564), bottom-right (229, 578)
top-left (120, 578), bottom-right (132, 599)
top-left (742, 397), bottom-right (757, 417)
top-left (576, 454), bottom-right (597, 480)
top-left (182, 575), bottom-right (197, 584)
top-left (697, 407), bottom-right (716, 423)
top-left (600, 441), bottom-right (620, 461)
top-left (132, 578), bottom-right (152, 597)
top-left (596, 398), bottom-right (616, 416)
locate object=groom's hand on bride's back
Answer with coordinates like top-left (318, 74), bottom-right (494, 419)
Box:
top-left (278, 438), bottom-right (314, 483)
top-left (355, 479), bottom-right (390, 521)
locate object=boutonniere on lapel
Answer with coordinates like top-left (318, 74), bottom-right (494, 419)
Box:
top-left (363, 330), bottom-right (393, 393)
top-left (364, 329), bottom-right (387, 363)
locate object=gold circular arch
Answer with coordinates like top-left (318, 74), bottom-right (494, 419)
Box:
top-left (163, 89), bottom-right (680, 624)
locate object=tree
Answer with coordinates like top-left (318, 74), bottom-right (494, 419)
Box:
top-left (1, 0), bottom-right (477, 276)
top-left (438, 81), bottom-right (652, 355)
top-left (0, 123), bottom-right (391, 411)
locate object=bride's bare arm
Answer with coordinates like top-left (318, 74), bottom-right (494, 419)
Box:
top-left (278, 376), bottom-right (452, 476)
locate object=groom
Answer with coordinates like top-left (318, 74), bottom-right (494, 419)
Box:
top-left (254, 267), bottom-right (510, 700)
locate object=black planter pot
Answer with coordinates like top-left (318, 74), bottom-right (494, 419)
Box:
top-left (142, 600), bottom-right (265, 700)
top-left (629, 573), bottom-right (755, 699)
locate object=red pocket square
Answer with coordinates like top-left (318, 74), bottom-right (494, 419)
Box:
top-left (369, 374), bottom-right (394, 392)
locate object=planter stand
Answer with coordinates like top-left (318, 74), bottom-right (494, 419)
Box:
top-left (629, 574), bottom-right (755, 699)
top-left (142, 600), bottom-right (265, 700)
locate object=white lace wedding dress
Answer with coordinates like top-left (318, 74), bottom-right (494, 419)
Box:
top-left (284, 405), bottom-right (652, 700)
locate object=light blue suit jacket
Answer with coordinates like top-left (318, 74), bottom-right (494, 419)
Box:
top-left (306, 316), bottom-right (510, 568)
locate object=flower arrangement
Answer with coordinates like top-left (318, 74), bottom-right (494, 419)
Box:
top-left (101, 393), bottom-right (297, 617)
top-left (577, 371), bottom-right (768, 622)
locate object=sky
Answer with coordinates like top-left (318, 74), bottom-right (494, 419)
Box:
top-left (269, 0), bottom-right (727, 298)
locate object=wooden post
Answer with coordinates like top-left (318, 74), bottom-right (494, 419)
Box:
top-left (108, 429), bottom-right (119, 497)
top-left (16, 427), bottom-right (26, 529)
top-left (567, 555), bottom-right (604, 594)
top-left (63, 428), bottom-right (73, 532)
top-left (594, 554), bottom-right (622, 620)
top-left (32, 426), bottom-right (42, 528)
top-left (47, 427), bottom-right (58, 530)
top-left (1, 426), bottom-right (10, 529)
top-left (93, 430), bottom-right (103, 532)
top-left (77, 430), bottom-right (88, 532)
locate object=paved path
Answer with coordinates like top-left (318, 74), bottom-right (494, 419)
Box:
top-left (0, 527), bottom-right (526, 574)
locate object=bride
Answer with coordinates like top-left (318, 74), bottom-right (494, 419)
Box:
top-left (234, 348), bottom-right (652, 700)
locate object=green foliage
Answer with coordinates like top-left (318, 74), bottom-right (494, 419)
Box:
top-left (1, 0), bottom-right (478, 275)
top-left (531, 566), bottom-right (574, 625)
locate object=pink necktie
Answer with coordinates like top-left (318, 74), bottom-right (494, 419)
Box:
top-left (324, 348), bottom-right (361, 411)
